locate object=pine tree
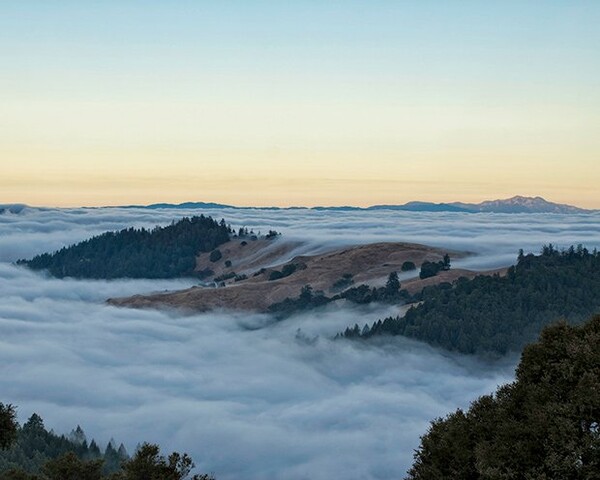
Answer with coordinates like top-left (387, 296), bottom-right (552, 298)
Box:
top-left (0, 403), bottom-right (17, 450)
top-left (385, 272), bottom-right (400, 296)
top-left (69, 426), bottom-right (86, 445)
top-left (442, 253), bottom-right (451, 270)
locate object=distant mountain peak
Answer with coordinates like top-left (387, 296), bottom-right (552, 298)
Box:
top-left (471, 196), bottom-right (587, 214)
top-left (41, 196), bottom-right (592, 215)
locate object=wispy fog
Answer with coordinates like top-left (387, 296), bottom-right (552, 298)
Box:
top-left (2, 207), bottom-right (600, 478)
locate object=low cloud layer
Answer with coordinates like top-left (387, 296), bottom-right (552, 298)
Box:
top-left (2, 207), bottom-right (600, 478)
top-left (3, 205), bottom-right (600, 267)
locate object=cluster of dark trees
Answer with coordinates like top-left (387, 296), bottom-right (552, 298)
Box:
top-left (213, 272), bottom-right (236, 283)
top-left (268, 285), bottom-right (330, 316)
top-left (268, 262), bottom-right (305, 281)
top-left (0, 409), bottom-right (213, 479)
top-left (265, 230), bottom-right (280, 239)
top-left (234, 227), bottom-right (280, 241)
top-left (419, 254), bottom-right (451, 279)
top-left (268, 272), bottom-right (410, 317)
top-left (18, 216), bottom-right (232, 279)
top-left (407, 315), bottom-right (600, 479)
top-left (342, 245), bottom-right (600, 355)
top-left (269, 254), bottom-right (451, 315)
top-left (339, 272), bottom-right (412, 305)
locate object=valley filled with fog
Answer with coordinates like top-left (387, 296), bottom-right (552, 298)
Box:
top-left (2, 206), bottom-right (600, 479)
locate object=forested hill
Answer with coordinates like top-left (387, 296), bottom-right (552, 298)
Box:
top-left (18, 215), bottom-right (231, 279)
top-left (342, 245), bottom-right (600, 355)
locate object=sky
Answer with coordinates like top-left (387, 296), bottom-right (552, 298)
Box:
top-left (1, 1), bottom-right (599, 208)
top-left (5, 205), bottom-right (600, 478)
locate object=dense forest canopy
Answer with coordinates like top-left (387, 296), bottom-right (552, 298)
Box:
top-left (18, 216), bottom-right (231, 279)
top-left (342, 245), bottom-right (600, 354)
top-left (0, 409), bottom-right (213, 479)
top-left (407, 315), bottom-right (600, 479)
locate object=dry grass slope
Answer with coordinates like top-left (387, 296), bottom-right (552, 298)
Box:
top-left (108, 238), bottom-right (479, 312)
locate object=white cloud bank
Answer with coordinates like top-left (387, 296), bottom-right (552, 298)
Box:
top-left (1, 207), bottom-right (600, 479)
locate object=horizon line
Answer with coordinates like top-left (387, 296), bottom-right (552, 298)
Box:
top-left (2, 195), bottom-right (597, 212)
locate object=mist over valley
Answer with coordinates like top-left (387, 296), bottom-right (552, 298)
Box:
top-left (2, 206), bottom-right (600, 478)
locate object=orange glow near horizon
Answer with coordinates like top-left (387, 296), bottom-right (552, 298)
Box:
top-left (2, 147), bottom-right (599, 209)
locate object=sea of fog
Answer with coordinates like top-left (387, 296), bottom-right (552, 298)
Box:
top-left (2, 206), bottom-right (600, 479)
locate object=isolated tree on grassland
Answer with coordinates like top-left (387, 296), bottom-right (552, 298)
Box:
top-left (401, 261), bottom-right (416, 271)
top-left (209, 249), bottom-right (222, 263)
top-left (442, 253), bottom-right (451, 270)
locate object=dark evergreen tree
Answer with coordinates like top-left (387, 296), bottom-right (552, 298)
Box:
top-left (442, 253), bottom-right (451, 270)
top-left (88, 441), bottom-right (101, 459)
top-left (385, 272), bottom-right (400, 296)
top-left (0, 403), bottom-right (17, 450)
top-left (68, 426), bottom-right (86, 446)
top-left (103, 441), bottom-right (121, 475)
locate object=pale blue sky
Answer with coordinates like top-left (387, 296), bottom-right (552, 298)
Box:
top-left (1, 1), bottom-right (599, 206)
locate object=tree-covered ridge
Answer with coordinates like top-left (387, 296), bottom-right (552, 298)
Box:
top-left (0, 409), bottom-right (213, 479)
top-left (342, 245), bottom-right (600, 354)
top-left (407, 314), bottom-right (600, 479)
top-left (18, 216), bottom-right (231, 279)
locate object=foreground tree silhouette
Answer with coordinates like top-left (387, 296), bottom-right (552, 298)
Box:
top-left (115, 443), bottom-right (214, 480)
top-left (41, 452), bottom-right (103, 480)
top-left (0, 403), bottom-right (17, 450)
top-left (407, 314), bottom-right (600, 479)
